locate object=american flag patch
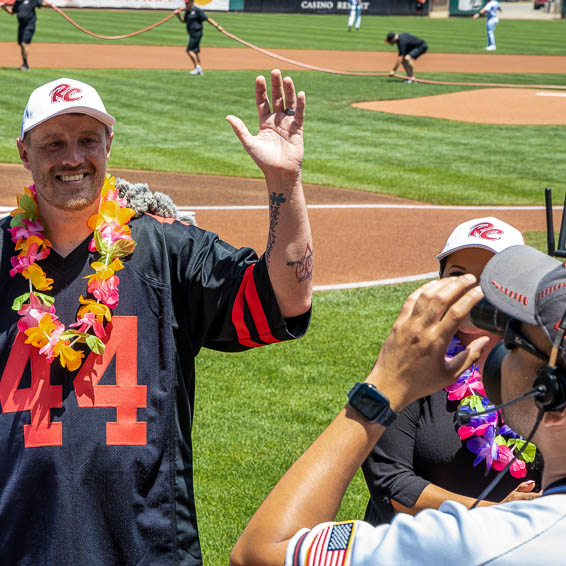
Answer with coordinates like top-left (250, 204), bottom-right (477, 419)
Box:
top-left (305, 522), bottom-right (355, 566)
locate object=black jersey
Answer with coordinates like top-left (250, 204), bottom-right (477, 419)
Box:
top-left (12, 0), bottom-right (42, 23)
top-left (185, 5), bottom-right (208, 35)
top-left (0, 213), bottom-right (309, 565)
top-left (396, 33), bottom-right (426, 56)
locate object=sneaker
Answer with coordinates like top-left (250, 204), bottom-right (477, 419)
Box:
top-left (406, 78), bottom-right (415, 84)
top-left (485, 45), bottom-right (496, 51)
top-left (190, 67), bottom-right (200, 75)
top-left (19, 64), bottom-right (29, 72)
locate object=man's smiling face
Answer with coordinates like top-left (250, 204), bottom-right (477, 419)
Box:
top-left (17, 113), bottom-right (113, 213)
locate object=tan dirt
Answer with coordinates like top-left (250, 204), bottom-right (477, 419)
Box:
top-left (353, 88), bottom-right (566, 125)
top-left (1, 43), bottom-right (566, 73)
top-left (0, 163), bottom-right (550, 287)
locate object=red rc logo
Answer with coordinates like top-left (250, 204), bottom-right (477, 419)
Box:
top-left (469, 222), bottom-right (503, 241)
top-left (49, 84), bottom-right (83, 104)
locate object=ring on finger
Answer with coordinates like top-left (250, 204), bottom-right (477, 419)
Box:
top-left (284, 109), bottom-right (296, 116)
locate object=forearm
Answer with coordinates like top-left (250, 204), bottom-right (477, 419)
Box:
top-left (230, 276), bottom-right (486, 566)
top-left (264, 171), bottom-right (312, 318)
top-left (392, 56), bottom-right (403, 71)
top-left (230, 405), bottom-right (386, 566)
top-left (391, 483), bottom-right (491, 516)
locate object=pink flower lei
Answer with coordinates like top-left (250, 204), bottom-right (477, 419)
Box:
top-left (445, 337), bottom-right (537, 479)
top-left (8, 176), bottom-right (136, 372)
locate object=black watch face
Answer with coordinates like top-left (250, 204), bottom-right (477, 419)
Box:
top-left (355, 389), bottom-right (385, 420)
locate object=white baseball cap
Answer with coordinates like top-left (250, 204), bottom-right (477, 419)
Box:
top-left (436, 216), bottom-right (524, 261)
top-left (20, 77), bottom-right (115, 139)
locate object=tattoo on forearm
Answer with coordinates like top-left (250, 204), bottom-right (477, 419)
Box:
top-left (287, 243), bottom-right (313, 283)
top-left (265, 192), bottom-right (286, 265)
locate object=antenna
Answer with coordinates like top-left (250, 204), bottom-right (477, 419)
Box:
top-left (545, 187), bottom-right (566, 258)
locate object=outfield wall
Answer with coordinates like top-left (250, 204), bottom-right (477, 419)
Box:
top-left (242, 0), bottom-right (430, 16)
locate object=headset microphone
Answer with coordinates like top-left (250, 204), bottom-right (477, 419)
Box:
top-left (456, 386), bottom-right (546, 425)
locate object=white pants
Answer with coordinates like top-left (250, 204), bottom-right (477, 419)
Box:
top-left (348, 6), bottom-right (361, 29)
top-left (486, 17), bottom-right (498, 47)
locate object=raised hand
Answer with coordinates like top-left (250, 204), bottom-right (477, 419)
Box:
top-left (226, 69), bottom-right (305, 180)
top-left (368, 275), bottom-right (489, 411)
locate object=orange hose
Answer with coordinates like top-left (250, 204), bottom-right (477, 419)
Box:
top-left (218, 27), bottom-right (566, 91)
top-left (43, 4), bottom-right (566, 91)
top-left (44, 1), bottom-right (179, 40)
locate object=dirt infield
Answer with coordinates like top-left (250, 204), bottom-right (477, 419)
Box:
top-left (1, 43), bottom-right (566, 74)
top-left (353, 88), bottom-right (566, 125)
top-left (0, 162), bottom-right (550, 288)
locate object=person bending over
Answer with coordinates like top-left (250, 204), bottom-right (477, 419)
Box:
top-left (385, 31), bottom-right (427, 83)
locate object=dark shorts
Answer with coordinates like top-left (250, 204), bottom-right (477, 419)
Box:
top-left (187, 32), bottom-right (202, 53)
top-left (407, 42), bottom-right (428, 60)
top-left (18, 21), bottom-right (36, 45)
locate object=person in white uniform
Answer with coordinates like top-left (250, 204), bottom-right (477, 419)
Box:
top-left (348, 0), bottom-right (361, 31)
top-left (473, 0), bottom-right (501, 51)
top-left (230, 243), bottom-right (566, 566)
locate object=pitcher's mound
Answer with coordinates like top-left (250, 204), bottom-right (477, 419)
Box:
top-left (352, 88), bottom-right (566, 125)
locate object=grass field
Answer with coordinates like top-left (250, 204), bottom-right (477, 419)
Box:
top-left (1, 10), bottom-right (566, 54)
top-left (1, 10), bottom-right (565, 564)
top-left (1, 69), bottom-right (565, 205)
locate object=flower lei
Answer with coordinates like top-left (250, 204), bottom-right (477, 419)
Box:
top-left (8, 176), bottom-right (136, 372)
top-left (445, 337), bottom-right (537, 479)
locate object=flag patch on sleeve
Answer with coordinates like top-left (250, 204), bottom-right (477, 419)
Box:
top-left (303, 521), bottom-right (355, 566)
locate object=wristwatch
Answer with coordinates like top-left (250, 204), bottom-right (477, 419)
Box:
top-left (347, 382), bottom-right (398, 426)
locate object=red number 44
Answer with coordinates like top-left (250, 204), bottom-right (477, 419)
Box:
top-left (0, 316), bottom-right (147, 448)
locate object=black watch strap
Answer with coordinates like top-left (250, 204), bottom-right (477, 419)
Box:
top-left (347, 382), bottom-right (398, 426)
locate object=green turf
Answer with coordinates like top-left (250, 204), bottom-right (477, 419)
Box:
top-left (193, 279), bottom-right (423, 564)
top-left (0, 10), bottom-right (565, 54)
top-left (1, 68), bottom-right (564, 205)
top-left (195, 227), bottom-right (553, 564)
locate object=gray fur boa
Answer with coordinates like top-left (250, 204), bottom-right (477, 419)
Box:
top-left (116, 177), bottom-right (197, 226)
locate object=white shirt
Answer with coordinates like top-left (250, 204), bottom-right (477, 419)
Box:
top-left (484, 0), bottom-right (500, 19)
top-left (286, 496), bottom-right (566, 566)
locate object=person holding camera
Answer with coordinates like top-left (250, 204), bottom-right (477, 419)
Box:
top-left (230, 237), bottom-right (566, 566)
top-left (362, 217), bottom-right (541, 527)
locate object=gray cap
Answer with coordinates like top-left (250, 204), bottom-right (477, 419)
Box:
top-left (480, 245), bottom-right (566, 361)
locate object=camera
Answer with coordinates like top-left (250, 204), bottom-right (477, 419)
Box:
top-left (469, 297), bottom-right (512, 336)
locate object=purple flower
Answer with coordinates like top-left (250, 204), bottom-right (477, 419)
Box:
top-left (466, 425), bottom-right (499, 470)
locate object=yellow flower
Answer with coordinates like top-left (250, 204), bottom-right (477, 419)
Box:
top-left (10, 186), bottom-right (37, 218)
top-left (77, 297), bottom-right (112, 323)
top-left (24, 314), bottom-right (56, 348)
top-left (15, 235), bottom-right (47, 253)
top-left (88, 200), bottom-right (135, 231)
top-left (54, 342), bottom-right (84, 371)
top-left (23, 263), bottom-right (54, 291)
top-left (99, 175), bottom-right (116, 200)
top-left (84, 259), bottom-right (124, 283)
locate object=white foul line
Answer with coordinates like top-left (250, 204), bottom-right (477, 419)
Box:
top-left (313, 272), bottom-right (438, 292)
top-left (181, 204), bottom-right (558, 211)
top-left (537, 92), bottom-right (566, 98)
top-left (0, 202), bottom-right (555, 292)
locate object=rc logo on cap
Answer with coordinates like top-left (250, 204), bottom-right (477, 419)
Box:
top-left (49, 84), bottom-right (83, 104)
top-left (469, 222), bottom-right (503, 241)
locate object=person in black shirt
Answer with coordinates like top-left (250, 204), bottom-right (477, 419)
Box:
top-left (1, 0), bottom-right (43, 71)
top-left (361, 217), bottom-right (542, 526)
top-left (385, 31), bottom-right (428, 83)
top-left (175, 0), bottom-right (222, 76)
